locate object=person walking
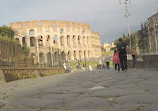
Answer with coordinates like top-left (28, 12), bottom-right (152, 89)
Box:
top-left (131, 48), bottom-right (137, 68)
top-left (117, 38), bottom-right (127, 71)
top-left (113, 50), bottom-right (120, 71)
top-left (105, 55), bottom-right (111, 69)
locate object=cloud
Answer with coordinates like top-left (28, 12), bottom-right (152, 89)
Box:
top-left (0, 0), bottom-right (157, 43)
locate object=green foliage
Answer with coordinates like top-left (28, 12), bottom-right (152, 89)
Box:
top-left (22, 44), bottom-right (30, 55)
top-left (0, 25), bottom-right (15, 38)
top-left (114, 34), bottom-right (129, 46)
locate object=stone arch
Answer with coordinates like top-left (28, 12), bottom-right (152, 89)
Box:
top-left (38, 35), bottom-right (43, 46)
top-left (88, 50), bottom-right (90, 58)
top-left (53, 35), bottom-right (57, 43)
top-left (73, 35), bottom-right (76, 45)
top-left (79, 50), bottom-right (82, 60)
top-left (60, 29), bottom-right (63, 34)
top-left (29, 30), bottom-right (35, 35)
top-left (54, 52), bottom-right (58, 62)
top-left (84, 50), bottom-right (86, 59)
top-left (68, 51), bottom-right (71, 60)
top-left (30, 53), bottom-right (37, 64)
top-left (73, 51), bottom-right (76, 60)
top-left (39, 53), bottom-right (45, 65)
top-left (22, 37), bottom-right (27, 46)
top-left (47, 52), bottom-right (52, 66)
top-left (83, 36), bottom-right (86, 45)
top-left (60, 36), bottom-right (64, 46)
top-left (47, 35), bottom-right (50, 42)
top-left (87, 36), bottom-right (89, 46)
top-left (61, 51), bottom-right (66, 61)
top-left (30, 36), bottom-right (36, 47)
top-left (78, 35), bottom-right (81, 44)
top-left (67, 35), bottom-right (70, 46)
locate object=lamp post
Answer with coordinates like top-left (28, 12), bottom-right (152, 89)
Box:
top-left (119, 0), bottom-right (132, 50)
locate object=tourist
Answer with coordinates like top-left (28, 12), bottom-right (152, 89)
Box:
top-left (105, 55), bottom-right (111, 69)
top-left (98, 58), bottom-right (102, 69)
top-left (113, 50), bottom-right (120, 71)
top-left (117, 38), bottom-right (127, 71)
top-left (131, 48), bottom-right (137, 68)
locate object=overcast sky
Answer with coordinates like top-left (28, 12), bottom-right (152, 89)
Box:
top-left (0, 0), bottom-right (157, 44)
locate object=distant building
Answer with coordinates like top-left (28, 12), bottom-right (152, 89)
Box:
top-left (10, 20), bottom-right (101, 66)
top-left (148, 12), bottom-right (158, 53)
top-left (102, 42), bottom-right (116, 52)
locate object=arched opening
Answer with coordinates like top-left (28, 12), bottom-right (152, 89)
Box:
top-left (61, 51), bottom-right (66, 61)
top-left (87, 36), bottom-right (89, 46)
top-left (79, 50), bottom-right (82, 60)
top-left (39, 53), bottom-right (45, 65)
top-left (74, 51), bottom-right (76, 60)
top-left (38, 35), bottom-right (43, 46)
top-left (53, 23), bottom-right (56, 28)
top-left (54, 52), bottom-right (58, 62)
top-left (78, 36), bottom-right (81, 44)
top-left (47, 52), bottom-right (52, 66)
top-left (53, 35), bottom-right (57, 43)
top-left (73, 35), bottom-right (76, 45)
top-left (68, 51), bottom-right (71, 60)
top-left (60, 29), bottom-right (63, 34)
top-left (83, 36), bottom-right (85, 46)
top-left (47, 35), bottom-right (50, 41)
top-left (88, 50), bottom-right (90, 58)
top-left (38, 22), bottom-right (41, 26)
top-left (29, 30), bottom-right (35, 35)
top-left (67, 35), bottom-right (70, 46)
top-left (84, 51), bottom-right (86, 60)
top-left (30, 37), bottom-right (36, 47)
top-left (60, 36), bottom-right (64, 46)
top-left (30, 53), bottom-right (37, 65)
top-left (22, 37), bottom-right (27, 46)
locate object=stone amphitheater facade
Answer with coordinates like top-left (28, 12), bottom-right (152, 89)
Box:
top-left (10, 20), bottom-right (101, 66)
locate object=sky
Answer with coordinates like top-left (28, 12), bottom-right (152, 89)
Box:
top-left (0, 0), bottom-right (158, 44)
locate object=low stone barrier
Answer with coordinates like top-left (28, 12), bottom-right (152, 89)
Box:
top-left (128, 54), bottom-right (158, 68)
top-left (0, 68), bottom-right (66, 83)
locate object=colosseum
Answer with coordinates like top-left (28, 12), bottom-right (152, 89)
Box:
top-left (10, 20), bottom-right (101, 66)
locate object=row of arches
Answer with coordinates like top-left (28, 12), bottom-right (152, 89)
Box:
top-left (30, 50), bottom-right (92, 66)
top-left (15, 35), bottom-right (91, 47)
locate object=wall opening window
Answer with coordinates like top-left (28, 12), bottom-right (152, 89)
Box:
top-left (60, 29), bottom-right (63, 34)
top-left (47, 35), bottom-right (50, 41)
top-left (53, 23), bottom-right (56, 28)
top-left (53, 35), bottom-right (57, 43)
top-left (30, 37), bottom-right (36, 47)
top-left (22, 37), bottom-right (27, 46)
top-left (22, 24), bottom-right (25, 27)
top-left (67, 35), bottom-right (70, 45)
top-left (60, 36), bottom-right (64, 46)
top-left (66, 23), bottom-right (69, 26)
top-left (38, 22), bottom-right (41, 26)
top-left (29, 30), bottom-right (35, 35)
top-left (73, 35), bottom-right (76, 45)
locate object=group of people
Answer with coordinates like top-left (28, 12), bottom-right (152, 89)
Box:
top-left (63, 38), bottom-right (137, 72)
top-left (98, 55), bottom-right (111, 69)
top-left (113, 38), bottom-right (137, 71)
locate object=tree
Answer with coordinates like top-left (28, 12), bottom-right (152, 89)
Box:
top-left (0, 25), bottom-right (15, 39)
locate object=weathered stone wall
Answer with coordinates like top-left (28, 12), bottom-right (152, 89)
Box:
top-left (128, 54), bottom-right (158, 68)
top-left (0, 68), bottom-right (66, 82)
top-left (10, 20), bottom-right (101, 66)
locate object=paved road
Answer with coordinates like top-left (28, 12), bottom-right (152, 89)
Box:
top-left (0, 68), bottom-right (158, 111)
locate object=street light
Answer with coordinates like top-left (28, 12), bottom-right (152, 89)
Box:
top-left (119, 0), bottom-right (132, 50)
